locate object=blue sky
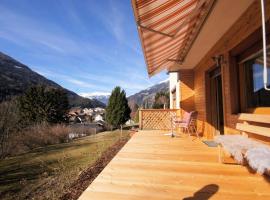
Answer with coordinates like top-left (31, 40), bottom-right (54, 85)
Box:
top-left (0, 0), bottom-right (168, 96)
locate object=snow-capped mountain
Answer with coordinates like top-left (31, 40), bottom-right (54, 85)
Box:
top-left (80, 92), bottom-right (110, 105)
top-left (80, 79), bottom-right (169, 107)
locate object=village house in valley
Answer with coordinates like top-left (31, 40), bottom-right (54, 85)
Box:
top-left (68, 107), bottom-right (105, 124)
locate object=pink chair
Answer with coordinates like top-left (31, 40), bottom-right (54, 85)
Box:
top-left (173, 111), bottom-right (198, 137)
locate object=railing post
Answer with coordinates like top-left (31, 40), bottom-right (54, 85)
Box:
top-left (139, 109), bottom-right (143, 130)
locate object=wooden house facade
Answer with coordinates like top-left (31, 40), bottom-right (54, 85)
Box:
top-left (133, 0), bottom-right (270, 140)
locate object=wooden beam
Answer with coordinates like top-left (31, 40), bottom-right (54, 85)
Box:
top-left (236, 123), bottom-right (270, 137)
top-left (139, 109), bottom-right (143, 130)
top-left (167, 59), bottom-right (182, 64)
top-left (238, 113), bottom-right (270, 124)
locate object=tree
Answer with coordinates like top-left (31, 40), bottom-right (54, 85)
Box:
top-left (0, 99), bottom-right (20, 158)
top-left (130, 103), bottom-right (140, 123)
top-left (106, 86), bottom-right (131, 129)
top-left (131, 103), bottom-right (139, 113)
top-left (143, 99), bottom-right (151, 109)
top-left (46, 88), bottom-right (70, 123)
top-left (18, 86), bottom-right (69, 125)
top-left (134, 109), bottom-right (140, 123)
top-left (152, 91), bottom-right (170, 109)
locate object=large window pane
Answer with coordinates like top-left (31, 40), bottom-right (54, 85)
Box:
top-left (244, 53), bottom-right (270, 107)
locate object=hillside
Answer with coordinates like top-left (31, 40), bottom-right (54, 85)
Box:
top-left (0, 130), bottom-right (129, 199)
top-left (0, 52), bottom-right (105, 108)
top-left (128, 80), bottom-right (169, 108)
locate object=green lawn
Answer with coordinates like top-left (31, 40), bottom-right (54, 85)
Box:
top-left (0, 130), bottom-right (129, 200)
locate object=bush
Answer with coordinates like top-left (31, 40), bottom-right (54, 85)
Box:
top-left (0, 99), bottom-right (21, 158)
top-left (22, 123), bottom-right (71, 150)
top-left (0, 98), bottom-right (71, 157)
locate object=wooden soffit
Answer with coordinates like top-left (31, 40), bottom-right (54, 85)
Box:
top-left (132, 0), bottom-right (216, 76)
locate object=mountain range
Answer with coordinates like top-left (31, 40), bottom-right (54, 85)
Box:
top-left (80, 92), bottom-right (111, 105)
top-left (81, 81), bottom-right (169, 109)
top-left (0, 50), bottom-right (169, 110)
top-left (0, 52), bottom-right (105, 108)
top-left (128, 80), bottom-right (169, 108)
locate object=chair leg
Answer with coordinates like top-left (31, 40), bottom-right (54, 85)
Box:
top-left (196, 130), bottom-right (199, 139)
top-left (193, 126), bottom-right (199, 139)
top-left (187, 127), bottom-right (190, 137)
top-left (190, 126), bottom-right (194, 136)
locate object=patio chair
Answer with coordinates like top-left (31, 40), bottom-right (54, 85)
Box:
top-left (173, 111), bottom-right (198, 137)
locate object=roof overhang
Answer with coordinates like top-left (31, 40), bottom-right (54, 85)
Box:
top-left (132, 0), bottom-right (254, 76)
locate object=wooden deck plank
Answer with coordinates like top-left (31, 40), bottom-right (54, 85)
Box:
top-left (79, 130), bottom-right (270, 200)
top-left (87, 181), bottom-right (270, 200)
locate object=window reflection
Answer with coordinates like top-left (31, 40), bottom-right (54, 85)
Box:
top-left (244, 52), bottom-right (270, 107)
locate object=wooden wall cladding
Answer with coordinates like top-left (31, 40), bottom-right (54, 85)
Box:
top-left (191, 0), bottom-right (270, 138)
top-left (179, 70), bottom-right (195, 116)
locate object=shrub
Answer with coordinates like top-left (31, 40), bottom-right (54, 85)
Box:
top-left (22, 123), bottom-right (71, 150)
top-left (0, 99), bottom-right (21, 158)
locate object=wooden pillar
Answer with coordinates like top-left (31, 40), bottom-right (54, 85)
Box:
top-left (178, 69), bottom-right (195, 116)
top-left (139, 109), bottom-right (143, 130)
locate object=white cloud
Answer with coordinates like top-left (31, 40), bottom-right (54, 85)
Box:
top-left (0, 5), bottom-right (106, 59)
top-left (77, 70), bottom-right (152, 92)
top-left (67, 79), bottom-right (95, 88)
top-left (34, 68), bottom-right (97, 89)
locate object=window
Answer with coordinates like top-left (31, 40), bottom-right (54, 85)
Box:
top-left (240, 51), bottom-right (270, 109)
top-left (229, 25), bottom-right (270, 113)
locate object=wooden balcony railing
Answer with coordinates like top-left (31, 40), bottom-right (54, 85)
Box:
top-left (139, 109), bottom-right (180, 130)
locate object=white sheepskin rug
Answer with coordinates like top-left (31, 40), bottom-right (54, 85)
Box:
top-left (245, 147), bottom-right (270, 175)
top-left (214, 135), bottom-right (264, 164)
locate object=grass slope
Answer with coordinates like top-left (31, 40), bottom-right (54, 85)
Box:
top-left (0, 130), bottom-right (129, 200)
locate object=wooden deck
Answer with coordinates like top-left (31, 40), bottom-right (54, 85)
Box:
top-left (79, 130), bottom-right (270, 200)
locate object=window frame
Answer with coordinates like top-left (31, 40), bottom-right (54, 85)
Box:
top-left (229, 23), bottom-right (270, 113)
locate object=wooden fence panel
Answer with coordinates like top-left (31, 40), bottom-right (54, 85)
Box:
top-left (139, 109), bottom-right (179, 130)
